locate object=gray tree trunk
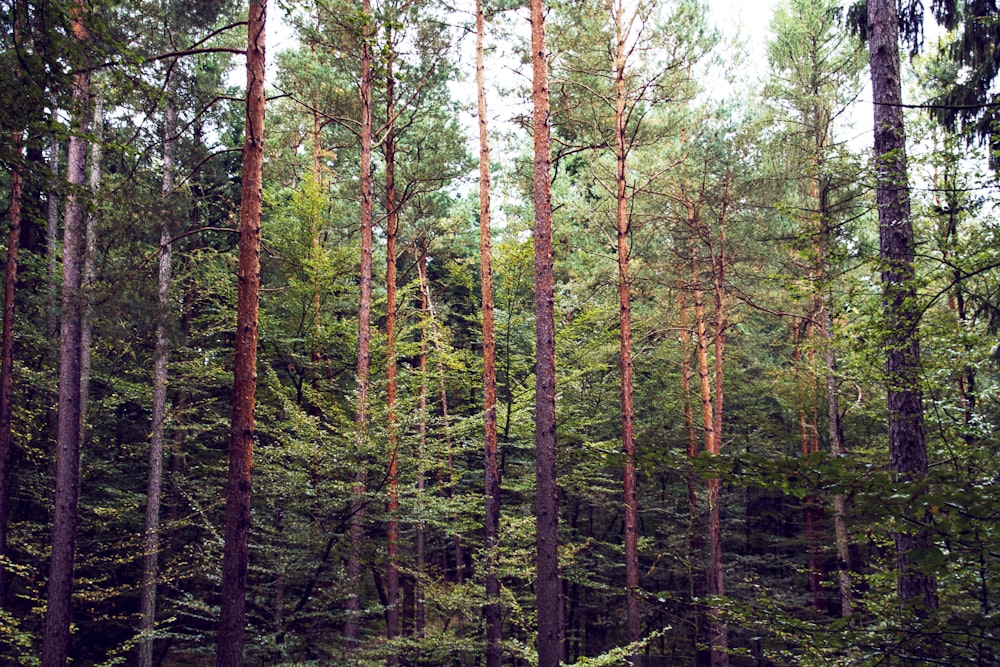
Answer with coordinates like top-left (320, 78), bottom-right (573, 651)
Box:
top-left (867, 0), bottom-right (938, 610)
top-left (139, 95), bottom-right (178, 667)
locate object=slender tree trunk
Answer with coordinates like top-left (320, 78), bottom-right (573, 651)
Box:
top-left (427, 281), bottom-right (464, 589)
top-left (384, 23), bottom-right (400, 658)
top-left (416, 240), bottom-right (429, 638)
top-left (794, 314), bottom-right (826, 613)
top-left (824, 302), bottom-right (852, 617)
top-left (46, 129), bottom-right (60, 340)
top-left (613, 6), bottom-right (640, 660)
top-left (346, 0), bottom-right (375, 645)
top-left (216, 1), bottom-right (266, 664)
top-left (477, 1), bottom-right (502, 663)
top-left (530, 0), bottom-right (563, 660)
top-left (678, 286), bottom-right (706, 663)
top-left (867, 0), bottom-right (937, 611)
top-left (708, 186), bottom-right (729, 667)
top-left (310, 44), bottom-right (323, 375)
top-left (41, 4), bottom-right (91, 662)
top-left (689, 215), bottom-right (727, 667)
top-left (0, 130), bottom-right (23, 605)
top-left (79, 91), bottom-right (102, 450)
top-left (139, 96), bottom-right (178, 667)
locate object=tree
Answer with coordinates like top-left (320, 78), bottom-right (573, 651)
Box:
top-left (530, 0), bottom-right (563, 660)
top-left (925, 1), bottom-right (1000, 171)
top-left (476, 0), bottom-right (502, 663)
top-left (0, 5), bottom-right (27, 603)
top-left (765, 0), bottom-right (866, 616)
top-left (41, 1), bottom-right (91, 663)
top-left (0, 128), bottom-right (22, 606)
top-left (867, 0), bottom-right (938, 611)
top-left (346, 0), bottom-right (375, 646)
top-left (216, 0), bottom-right (267, 663)
top-left (138, 89), bottom-right (178, 667)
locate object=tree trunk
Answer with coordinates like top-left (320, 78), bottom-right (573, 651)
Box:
top-left (0, 130), bottom-right (23, 606)
top-left (708, 183), bottom-right (729, 667)
top-left (677, 286), bottom-right (706, 662)
top-left (41, 3), bottom-right (91, 662)
top-left (613, 6), bottom-right (640, 660)
top-left (346, 0), bottom-right (375, 645)
top-left (79, 91), bottom-right (102, 450)
top-left (688, 201), bottom-right (727, 667)
top-left (530, 0), bottom-right (564, 661)
top-left (384, 21), bottom-right (400, 657)
top-left (477, 1), bottom-right (502, 663)
top-left (824, 303), bottom-right (852, 617)
top-left (216, 0), bottom-right (266, 664)
top-left (867, 0), bottom-right (937, 611)
top-left (416, 239), bottom-right (429, 638)
top-left (139, 95), bottom-right (178, 667)
top-left (46, 128), bottom-right (61, 340)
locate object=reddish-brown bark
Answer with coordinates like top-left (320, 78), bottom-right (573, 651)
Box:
top-left (416, 239), bottom-right (429, 638)
top-left (530, 0), bottom-right (563, 661)
top-left (687, 196), bottom-right (728, 667)
top-left (216, 0), bottom-right (266, 664)
top-left (677, 287), bottom-right (706, 660)
top-left (477, 0), bottom-right (502, 662)
top-left (41, 4), bottom-right (91, 663)
top-left (613, 8), bottom-right (640, 659)
top-left (0, 130), bottom-right (23, 604)
top-left (384, 24), bottom-right (400, 654)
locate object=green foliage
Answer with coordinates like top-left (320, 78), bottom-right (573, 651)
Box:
top-left (2, 0), bottom-right (1000, 665)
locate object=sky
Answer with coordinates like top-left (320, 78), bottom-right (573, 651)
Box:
top-left (244, 0), bottom-right (877, 159)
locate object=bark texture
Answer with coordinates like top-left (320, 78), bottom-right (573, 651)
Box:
top-left (530, 0), bottom-right (564, 660)
top-left (687, 198), bottom-right (728, 667)
top-left (216, 1), bottom-right (266, 664)
top-left (867, 0), bottom-right (938, 611)
top-left (613, 7), bottom-right (640, 659)
top-left (384, 26), bottom-right (400, 655)
top-left (79, 91), bottom-right (102, 453)
top-left (416, 240), bottom-right (429, 638)
top-left (41, 4), bottom-right (90, 662)
top-left (139, 96), bottom-right (178, 667)
top-left (477, 1), bottom-right (502, 663)
top-left (0, 130), bottom-right (23, 604)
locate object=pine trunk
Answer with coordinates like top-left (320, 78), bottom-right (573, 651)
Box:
top-left (46, 129), bottom-right (61, 340)
top-left (530, 0), bottom-right (563, 660)
top-left (0, 130), bottom-right (23, 605)
top-left (384, 28), bottom-right (400, 657)
top-left (79, 92), bottom-right (102, 452)
top-left (613, 9), bottom-right (641, 659)
top-left (825, 300), bottom-right (851, 616)
top-left (709, 184), bottom-right (729, 667)
top-left (346, 0), bottom-right (375, 644)
top-left (41, 4), bottom-right (91, 662)
top-left (867, 0), bottom-right (937, 611)
top-left (477, 0), bottom-right (502, 662)
top-left (416, 240), bottom-right (429, 638)
top-left (216, 0), bottom-right (266, 664)
top-left (677, 287), bottom-right (706, 662)
top-left (690, 226), bottom-right (727, 667)
top-left (139, 96), bottom-right (177, 667)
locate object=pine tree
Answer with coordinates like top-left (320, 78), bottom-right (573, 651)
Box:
top-left (216, 0), bottom-right (267, 663)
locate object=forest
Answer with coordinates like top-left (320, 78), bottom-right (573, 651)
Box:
top-left (1, 0), bottom-right (999, 665)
